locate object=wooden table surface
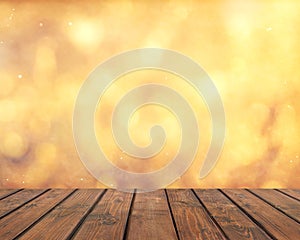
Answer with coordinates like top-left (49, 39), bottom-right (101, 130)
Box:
top-left (0, 189), bottom-right (299, 240)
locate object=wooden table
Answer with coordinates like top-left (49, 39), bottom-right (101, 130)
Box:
top-left (0, 189), bottom-right (299, 239)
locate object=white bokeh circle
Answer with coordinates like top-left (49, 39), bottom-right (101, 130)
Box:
top-left (73, 48), bottom-right (225, 192)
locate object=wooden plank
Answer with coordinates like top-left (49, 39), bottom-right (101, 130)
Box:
top-left (278, 189), bottom-right (300, 201)
top-left (0, 189), bottom-right (74, 239)
top-left (194, 189), bottom-right (272, 240)
top-left (73, 189), bottom-right (133, 240)
top-left (19, 189), bottom-right (105, 240)
top-left (167, 189), bottom-right (226, 240)
top-left (223, 189), bottom-right (300, 240)
top-left (250, 189), bottom-right (300, 223)
top-left (0, 189), bottom-right (21, 200)
top-left (0, 189), bottom-right (47, 218)
top-left (126, 190), bottom-right (178, 240)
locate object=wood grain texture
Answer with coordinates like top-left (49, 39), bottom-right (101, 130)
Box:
top-left (167, 189), bottom-right (226, 240)
top-left (223, 189), bottom-right (300, 240)
top-left (0, 189), bottom-right (299, 239)
top-left (250, 189), bottom-right (300, 223)
top-left (278, 189), bottom-right (300, 201)
top-left (126, 190), bottom-right (178, 240)
top-left (0, 189), bottom-right (46, 218)
top-left (0, 189), bottom-right (21, 200)
top-left (19, 189), bottom-right (104, 240)
top-left (194, 189), bottom-right (271, 240)
top-left (73, 189), bottom-right (133, 240)
top-left (0, 189), bottom-right (74, 239)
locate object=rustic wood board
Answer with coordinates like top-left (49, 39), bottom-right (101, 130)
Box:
top-left (222, 189), bottom-right (300, 240)
top-left (73, 189), bottom-right (133, 240)
top-left (278, 189), bottom-right (300, 201)
top-left (194, 189), bottom-right (272, 240)
top-left (126, 190), bottom-right (178, 240)
top-left (0, 189), bottom-right (299, 240)
top-left (18, 189), bottom-right (105, 240)
top-left (250, 189), bottom-right (300, 223)
top-left (167, 189), bottom-right (226, 240)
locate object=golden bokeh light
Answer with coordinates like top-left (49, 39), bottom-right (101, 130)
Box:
top-left (0, 0), bottom-right (300, 188)
top-left (67, 19), bottom-right (104, 53)
top-left (0, 131), bottom-right (29, 160)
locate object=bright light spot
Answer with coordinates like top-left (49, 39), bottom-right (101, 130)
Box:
top-left (80, 178), bottom-right (84, 181)
top-left (266, 27), bottom-right (272, 31)
top-left (39, 22), bottom-right (43, 27)
top-left (0, 41), bottom-right (3, 44)
top-left (68, 21), bottom-right (73, 26)
top-left (227, 14), bottom-right (252, 37)
top-left (18, 74), bottom-right (23, 79)
top-left (68, 20), bottom-right (104, 52)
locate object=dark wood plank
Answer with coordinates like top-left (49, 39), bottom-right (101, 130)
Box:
top-left (194, 189), bottom-right (271, 240)
top-left (0, 189), bottom-right (46, 218)
top-left (250, 189), bottom-right (300, 223)
top-left (0, 189), bottom-right (74, 239)
top-left (127, 190), bottom-right (178, 240)
top-left (167, 189), bottom-right (226, 240)
top-left (73, 189), bottom-right (133, 240)
top-left (223, 189), bottom-right (300, 240)
top-left (278, 189), bottom-right (300, 201)
top-left (0, 189), bottom-right (21, 200)
top-left (19, 189), bottom-right (104, 240)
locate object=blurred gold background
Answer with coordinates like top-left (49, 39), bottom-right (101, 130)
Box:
top-left (1, 0), bottom-right (300, 188)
